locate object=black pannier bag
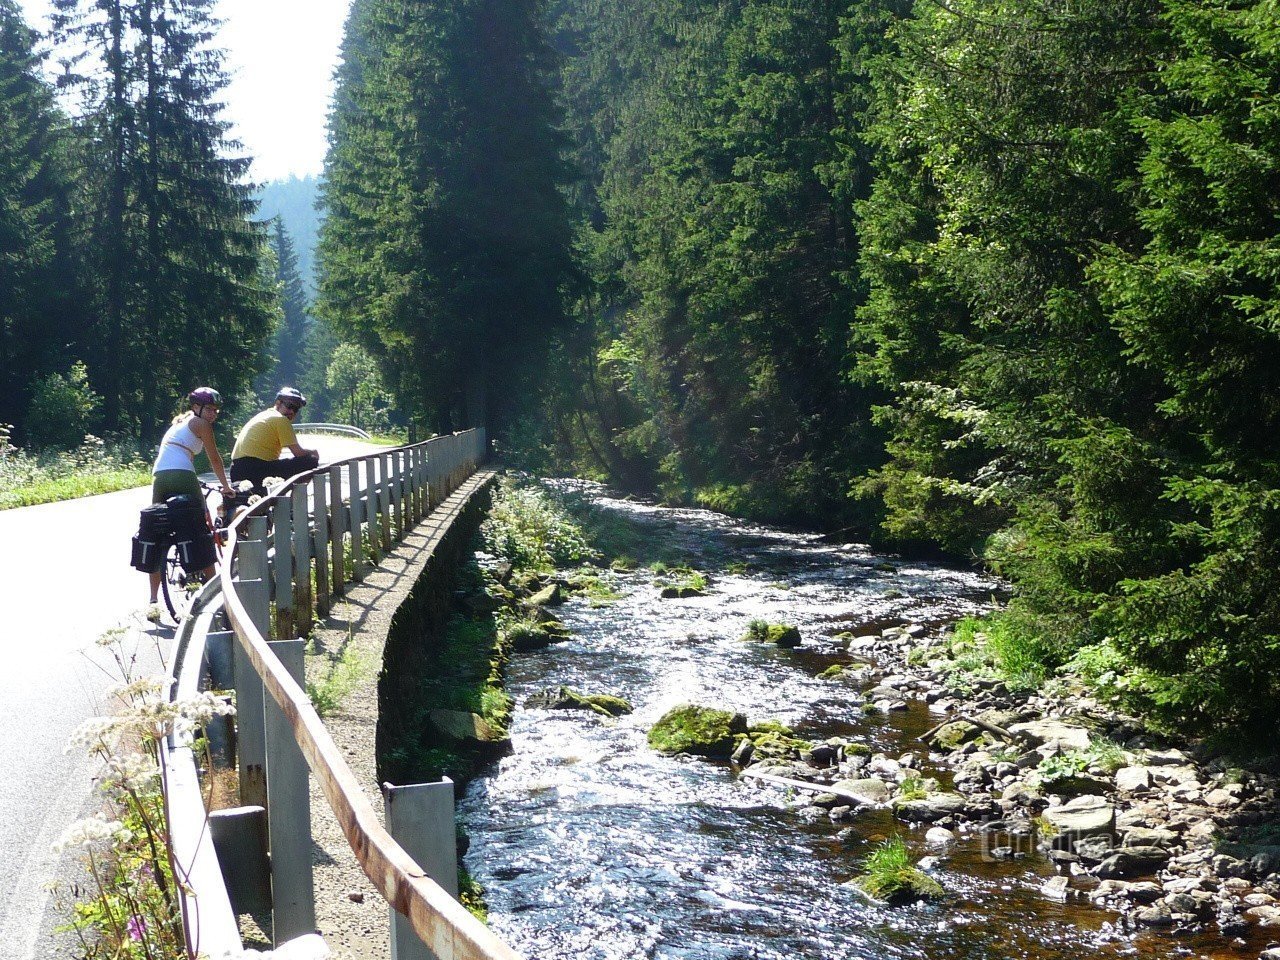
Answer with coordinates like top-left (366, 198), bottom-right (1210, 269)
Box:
top-left (166, 494), bottom-right (216, 573)
top-left (130, 503), bottom-right (170, 573)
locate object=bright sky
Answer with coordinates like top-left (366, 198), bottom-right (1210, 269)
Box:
top-left (19, 0), bottom-right (351, 182)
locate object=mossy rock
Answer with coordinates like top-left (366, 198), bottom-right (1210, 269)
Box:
top-left (648, 704), bottom-right (748, 759)
top-left (740, 622), bottom-right (802, 648)
top-left (853, 867), bottom-right (945, 905)
top-left (928, 720), bottom-right (980, 751)
top-left (505, 622), bottom-right (554, 651)
top-left (819, 665), bottom-right (847, 680)
top-left (527, 583), bottom-right (565, 607)
top-left (661, 584), bottom-right (706, 599)
top-left (525, 686), bottom-right (633, 717)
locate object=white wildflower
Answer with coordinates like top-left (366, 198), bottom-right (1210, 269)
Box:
top-left (263, 476), bottom-right (286, 491)
top-left (66, 716), bottom-right (123, 753)
top-left (101, 752), bottom-right (160, 790)
top-left (52, 814), bottom-right (131, 853)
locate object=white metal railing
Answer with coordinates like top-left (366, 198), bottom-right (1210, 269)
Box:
top-left (161, 428), bottom-right (514, 959)
top-left (293, 422), bottom-right (373, 439)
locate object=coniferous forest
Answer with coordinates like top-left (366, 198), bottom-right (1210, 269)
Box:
top-left (3, 0), bottom-right (1278, 734)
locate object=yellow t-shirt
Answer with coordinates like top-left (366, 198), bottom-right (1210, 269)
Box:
top-left (232, 409), bottom-right (297, 461)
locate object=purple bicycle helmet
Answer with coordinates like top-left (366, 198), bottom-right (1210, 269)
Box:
top-left (189, 386), bottom-right (222, 407)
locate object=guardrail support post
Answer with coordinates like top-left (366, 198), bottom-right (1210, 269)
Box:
top-left (266, 638), bottom-right (315, 945)
top-left (392, 449), bottom-right (405, 538)
top-left (209, 805), bottom-right (271, 916)
top-left (291, 485), bottom-right (312, 636)
top-left (348, 460), bottom-right (365, 579)
top-left (274, 496), bottom-right (294, 642)
top-left (235, 517), bottom-right (271, 809)
top-left (379, 453), bottom-right (393, 551)
top-left (312, 473), bottom-right (330, 617)
top-left (384, 778), bottom-right (458, 960)
top-left (365, 457), bottom-right (380, 563)
top-left (329, 464), bottom-right (346, 594)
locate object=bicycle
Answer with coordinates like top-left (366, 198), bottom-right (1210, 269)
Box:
top-left (159, 482), bottom-right (241, 623)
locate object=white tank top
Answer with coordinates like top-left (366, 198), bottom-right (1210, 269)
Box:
top-left (153, 417), bottom-right (205, 474)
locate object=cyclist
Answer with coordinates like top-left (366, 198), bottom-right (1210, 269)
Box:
top-left (147, 387), bottom-right (234, 604)
top-left (229, 387), bottom-right (321, 498)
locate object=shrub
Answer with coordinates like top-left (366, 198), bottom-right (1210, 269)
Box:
top-left (23, 361), bottom-right (101, 449)
top-left (482, 478), bottom-right (594, 571)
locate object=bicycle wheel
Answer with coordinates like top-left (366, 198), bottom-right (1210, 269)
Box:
top-left (160, 544), bottom-right (204, 624)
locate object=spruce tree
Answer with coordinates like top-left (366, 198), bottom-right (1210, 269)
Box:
top-left (53, 0), bottom-right (274, 435)
top-left (271, 218), bottom-right (310, 390)
top-left (319, 0), bottom-right (575, 435)
top-left (0, 0), bottom-right (79, 430)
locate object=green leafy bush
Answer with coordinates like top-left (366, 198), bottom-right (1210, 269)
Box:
top-left (482, 478), bottom-right (594, 571)
top-left (23, 361), bottom-right (101, 449)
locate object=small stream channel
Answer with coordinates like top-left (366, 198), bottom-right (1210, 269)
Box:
top-left (458, 482), bottom-right (1242, 960)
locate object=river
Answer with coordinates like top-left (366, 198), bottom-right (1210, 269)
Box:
top-left (458, 482), bottom-right (1248, 960)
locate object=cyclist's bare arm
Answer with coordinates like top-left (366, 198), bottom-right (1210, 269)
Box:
top-left (287, 442), bottom-right (318, 459)
top-left (189, 416), bottom-right (235, 495)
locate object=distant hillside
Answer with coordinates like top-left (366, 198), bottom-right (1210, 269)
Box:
top-left (256, 174), bottom-right (323, 297)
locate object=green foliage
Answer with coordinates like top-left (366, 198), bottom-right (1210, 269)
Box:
top-left (897, 775), bottom-right (928, 802)
top-left (482, 478), bottom-right (594, 571)
top-left (306, 642), bottom-right (370, 718)
top-left (23, 361), bottom-right (101, 449)
top-left (854, 836), bottom-right (944, 903)
top-left (325, 343), bottom-right (393, 432)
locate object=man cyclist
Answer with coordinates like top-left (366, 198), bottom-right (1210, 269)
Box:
top-left (230, 387), bottom-right (321, 497)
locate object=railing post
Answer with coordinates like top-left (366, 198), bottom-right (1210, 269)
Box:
top-left (273, 496), bottom-right (294, 642)
top-left (329, 464), bottom-right (346, 595)
top-left (415, 445), bottom-right (427, 520)
top-left (292, 484), bottom-right (312, 636)
top-left (379, 453), bottom-right (393, 551)
top-left (235, 516), bottom-right (270, 809)
top-left (348, 459), bottom-right (365, 579)
top-left (312, 473), bottom-right (330, 617)
top-left (391, 449), bottom-right (405, 539)
top-left (384, 778), bottom-right (458, 960)
top-left (265, 638), bottom-right (315, 944)
top-left (365, 457), bottom-right (380, 564)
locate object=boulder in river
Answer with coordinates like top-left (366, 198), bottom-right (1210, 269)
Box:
top-left (848, 837), bottom-right (945, 905)
top-left (1043, 795), bottom-right (1115, 841)
top-left (892, 792), bottom-right (968, 822)
top-left (526, 582), bottom-right (566, 607)
top-left (1007, 719), bottom-right (1092, 752)
top-left (1094, 846), bottom-right (1170, 879)
top-left (524, 686), bottom-right (633, 717)
top-left (831, 777), bottom-right (892, 805)
top-left (739, 621), bottom-right (802, 648)
top-left (648, 704), bottom-right (748, 759)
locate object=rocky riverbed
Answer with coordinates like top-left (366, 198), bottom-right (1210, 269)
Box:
top-left (459, 481), bottom-right (1280, 960)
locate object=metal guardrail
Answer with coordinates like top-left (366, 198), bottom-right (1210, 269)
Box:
top-left (293, 422), bottom-right (373, 439)
top-left (161, 428), bottom-right (517, 959)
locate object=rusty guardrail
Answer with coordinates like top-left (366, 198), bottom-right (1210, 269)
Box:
top-left (161, 428), bottom-right (519, 959)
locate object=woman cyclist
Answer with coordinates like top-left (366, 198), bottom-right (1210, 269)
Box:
top-left (146, 387), bottom-right (235, 604)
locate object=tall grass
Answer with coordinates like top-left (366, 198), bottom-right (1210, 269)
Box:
top-left (0, 427), bottom-right (149, 510)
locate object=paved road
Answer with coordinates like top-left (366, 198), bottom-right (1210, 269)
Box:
top-left (0, 436), bottom-right (379, 960)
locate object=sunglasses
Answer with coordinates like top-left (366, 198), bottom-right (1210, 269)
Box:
top-left (282, 403), bottom-right (301, 413)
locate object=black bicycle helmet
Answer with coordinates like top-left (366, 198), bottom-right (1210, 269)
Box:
top-left (276, 387), bottom-right (307, 407)
top-left (188, 386), bottom-right (222, 407)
